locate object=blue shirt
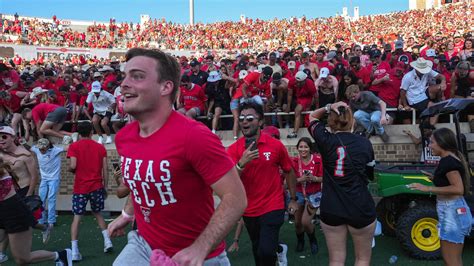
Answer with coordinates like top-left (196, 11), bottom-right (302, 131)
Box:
top-left (31, 146), bottom-right (64, 180)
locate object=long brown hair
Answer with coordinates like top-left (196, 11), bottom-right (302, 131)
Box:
top-left (432, 128), bottom-right (471, 195)
top-left (327, 106), bottom-right (354, 132)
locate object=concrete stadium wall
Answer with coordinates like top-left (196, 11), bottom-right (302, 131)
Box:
top-left (52, 123), bottom-right (474, 212)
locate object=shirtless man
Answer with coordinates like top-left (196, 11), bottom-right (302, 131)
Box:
top-left (0, 124), bottom-right (44, 263)
top-left (299, 52), bottom-right (319, 80)
top-left (314, 67), bottom-right (339, 108)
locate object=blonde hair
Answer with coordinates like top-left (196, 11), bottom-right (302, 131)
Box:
top-left (345, 84), bottom-right (360, 99)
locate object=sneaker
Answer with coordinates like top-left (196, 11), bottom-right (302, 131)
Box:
top-left (62, 135), bottom-right (73, 145)
top-left (276, 243), bottom-right (288, 266)
top-left (97, 136), bottom-right (103, 144)
top-left (42, 224), bottom-right (52, 244)
top-left (56, 249), bottom-right (72, 266)
top-left (71, 132), bottom-right (79, 142)
top-left (207, 112), bottom-right (214, 120)
top-left (287, 132), bottom-right (297, 139)
top-left (380, 132), bottom-right (389, 142)
top-left (104, 239), bottom-right (113, 253)
top-left (105, 136), bottom-right (113, 144)
top-left (71, 251), bottom-right (82, 262)
top-left (0, 254), bottom-right (8, 263)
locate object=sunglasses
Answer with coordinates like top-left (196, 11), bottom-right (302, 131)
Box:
top-left (239, 115), bottom-right (257, 122)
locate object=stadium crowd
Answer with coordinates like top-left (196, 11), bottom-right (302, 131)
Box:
top-left (0, 3), bottom-right (473, 266)
top-left (0, 2), bottom-right (472, 51)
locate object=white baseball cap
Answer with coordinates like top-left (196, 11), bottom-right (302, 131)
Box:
top-left (239, 70), bottom-right (249, 79)
top-left (295, 71), bottom-right (307, 82)
top-left (319, 67), bottom-right (330, 78)
top-left (91, 81), bottom-right (102, 93)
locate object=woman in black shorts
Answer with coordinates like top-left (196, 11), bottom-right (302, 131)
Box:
top-left (308, 101), bottom-right (376, 266)
top-left (0, 158), bottom-right (72, 265)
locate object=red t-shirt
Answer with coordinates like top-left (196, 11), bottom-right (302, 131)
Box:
top-left (227, 133), bottom-right (293, 217)
top-left (67, 139), bottom-right (106, 194)
top-left (292, 154), bottom-right (323, 194)
top-left (31, 103), bottom-right (60, 124)
top-left (352, 67), bottom-right (371, 86)
top-left (377, 72), bottom-right (401, 108)
top-left (288, 79), bottom-right (316, 100)
top-left (115, 111), bottom-right (233, 259)
top-left (0, 91), bottom-right (22, 112)
top-left (242, 72), bottom-right (271, 98)
top-left (179, 84), bottom-right (207, 112)
top-left (368, 61), bottom-right (391, 93)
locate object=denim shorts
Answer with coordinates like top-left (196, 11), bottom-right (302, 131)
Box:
top-left (296, 191), bottom-right (322, 208)
top-left (230, 99), bottom-right (240, 111)
top-left (436, 197), bottom-right (472, 244)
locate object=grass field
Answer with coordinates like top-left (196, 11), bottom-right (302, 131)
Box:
top-left (2, 214), bottom-right (474, 265)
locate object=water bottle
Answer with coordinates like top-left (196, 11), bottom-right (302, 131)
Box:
top-left (388, 255), bottom-right (398, 264)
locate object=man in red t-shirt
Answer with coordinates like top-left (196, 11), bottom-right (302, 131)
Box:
top-left (22, 103), bottom-right (72, 141)
top-left (286, 71), bottom-right (316, 138)
top-left (177, 74), bottom-right (207, 119)
top-left (67, 121), bottom-right (112, 261)
top-left (367, 50), bottom-right (391, 95)
top-left (240, 66), bottom-right (273, 106)
top-left (108, 48), bottom-right (247, 266)
top-left (0, 90), bottom-right (28, 135)
top-left (227, 101), bottom-right (298, 266)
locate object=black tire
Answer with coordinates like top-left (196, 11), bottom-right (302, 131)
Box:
top-left (396, 202), bottom-right (441, 260)
top-left (376, 198), bottom-right (397, 237)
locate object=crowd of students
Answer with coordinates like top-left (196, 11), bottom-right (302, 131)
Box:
top-left (1, 2), bottom-right (472, 52)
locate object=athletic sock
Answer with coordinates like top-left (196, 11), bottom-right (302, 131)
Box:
top-left (71, 240), bottom-right (79, 253)
top-left (54, 251), bottom-right (59, 260)
top-left (102, 229), bottom-right (110, 240)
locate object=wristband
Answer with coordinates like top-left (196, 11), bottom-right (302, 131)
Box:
top-left (325, 104), bottom-right (332, 114)
top-left (122, 209), bottom-right (134, 221)
top-left (236, 162), bottom-right (244, 171)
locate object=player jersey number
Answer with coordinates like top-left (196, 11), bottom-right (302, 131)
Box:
top-left (335, 146), bottom-right (346, 177)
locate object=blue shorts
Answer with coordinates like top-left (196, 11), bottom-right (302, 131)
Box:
top-left (230, 99), bottom-right (240, 111)
top-left (296, 191), bottom-right (322, 208)
top-left (436, 197), bottom-right (472, 244)
top-left (72, 188), bottom-right (106, 215)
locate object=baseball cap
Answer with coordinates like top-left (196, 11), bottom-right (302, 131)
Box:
top-left (262, 66), bottom-right (273, 78)
top-left (44, 69), bottom-right (55, 77)
top-left (272, 72), bottom-right (282, 83)
top-left (370, 49), bottom-right (382, 58)
top-left (189, 59), bottom-right (200, 67)
top-left (91, 81), bottom-right (102, 93)
top-left (36, 138), bottom-right (50, 149)
top-left (426, 49), bottom-right (436, 57)
top-left (0, 126), bottom-right (15, 135)
top-left (394, 40), bottom-right (404, 49)
top-left (326, 51), bottom-right (337, 60)
top-left (295, 71), bottom-right (307, 82)
top-left (437, 54), bottom-right (448, 62)
top-left (47, 90), bottom-right (56, 97)
top-left (238, 70), bottom-right (248, 79)
top-left (287, 61), bottom-right (296, 69)
top-left (93, 72), bottom-right (102, 78)
top-left (207, 71), bottom-right (222, 82)
top-left (319, 67), bottom-right (330, 78)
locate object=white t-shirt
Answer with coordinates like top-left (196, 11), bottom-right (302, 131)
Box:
top-left (401, 69), bottom-right (439, 105)
top-left (86, 90), bottom-right (116, 115)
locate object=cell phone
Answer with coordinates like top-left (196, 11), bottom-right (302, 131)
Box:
top-left (112, 162), bottom-right (121, 172)
top-left (245, 137), bottom-right (257, 151)
top-left (303, 170), bottom-right (311, 176)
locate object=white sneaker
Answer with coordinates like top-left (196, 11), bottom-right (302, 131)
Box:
top-left (277, 243), bottom-right (288, 266)
top-left (104, 239), bottom-right (113, 253)
top-left (62, 135), bottom-right (73, 145)
top-left (105, 136), bottom-right (113, 144)
top-left (97, 136), bottom-right (103, 144)
top-left (0, 254), bottom-right (8, 263)
top-left (72, 251), bottom-right (82, 261)
top-left (71, 132), bottom-right (79, 142)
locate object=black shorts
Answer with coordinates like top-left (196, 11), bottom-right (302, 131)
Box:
top-left (319, 92), bottom-right (336, 108)
top-left (45, 107), bottom-right (67, 124)
top-left (17, 186), bottom-right (29, 198)
top-left (94, 111), bottom-right (113, 120)
top-left (320, 212), bottom-right (375, 229)
top-left (409, 98), bottom-right (429, 113)
top-left (454, 85), bottom-right (472, 98)
top-left (0, 194), bottom-right (32, 233)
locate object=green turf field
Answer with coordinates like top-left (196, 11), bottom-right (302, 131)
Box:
top-left (2, 214), bottom-right (473, 265)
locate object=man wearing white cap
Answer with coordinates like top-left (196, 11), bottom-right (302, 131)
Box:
top-left (315, 67), bottom-right (339, 108)
top-left (400, 58), bottom-right (446, 124)
top-left (286, 71), bottom-right (316, 138)
top-left (86, 81), bottom-right (116, 144)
